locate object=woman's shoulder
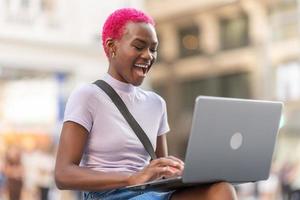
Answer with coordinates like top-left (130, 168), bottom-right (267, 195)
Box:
top-left (136, 87), bottom-right (166, 105)
top-left (71, 83), bottom-right (98, 94)
top-left (68, 83), bottom-right (99, 101)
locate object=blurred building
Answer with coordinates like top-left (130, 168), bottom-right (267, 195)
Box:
top-left (0, 0), bottom-right (144, 141)
top-left (145, 0), bottom-right (300, 163)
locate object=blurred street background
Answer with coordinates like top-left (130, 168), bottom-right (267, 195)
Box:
top-left (0, 0), bottom-right (300, 199)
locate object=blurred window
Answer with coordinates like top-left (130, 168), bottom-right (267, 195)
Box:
top-left (276, 62), bottom-right (300, 101)
top-left (270, 0), bottom-right (299, 40)
top-left (2, 79), bottom-right (58, 125)
top-left (5, 0), bottom-right (57, 26)
top-left (220, 15), bottom-right (249, 50)
top-left (181, 72), bottom-right (251, 111)
top-left (178, 25), bottom-right (201, 58)
top-left (5, 0), bottom-right (32, 23)
top-left (21, 0), bottom-right (30, 8)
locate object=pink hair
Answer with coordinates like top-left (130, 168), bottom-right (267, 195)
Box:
top-left (102, 8), bottom-right (155, 57)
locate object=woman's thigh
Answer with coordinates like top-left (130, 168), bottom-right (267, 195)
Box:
top-left (171, 182), bottom-right (237, 200)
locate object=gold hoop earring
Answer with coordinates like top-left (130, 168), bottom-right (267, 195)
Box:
top-left (111, 52), bottom-right (116, 58)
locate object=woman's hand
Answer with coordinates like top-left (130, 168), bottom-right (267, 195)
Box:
top-left (127, 156), bottom-right (184, 185)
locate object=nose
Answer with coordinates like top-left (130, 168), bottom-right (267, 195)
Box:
top-left (141, 49), bottom-right (153, 61)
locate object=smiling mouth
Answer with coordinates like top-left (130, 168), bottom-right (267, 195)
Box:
top-left (134, 63), bottom-right (150, 75)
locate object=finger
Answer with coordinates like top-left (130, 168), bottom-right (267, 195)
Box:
top-left (150, 158), bottom-right (184, 173)
top-left (161, 165), bottom-right (182, 176)
top-left (158, 166), bottom-right (182, 178)
top-left (160, 157), bottom-right (184, 171)
top-left (131, 163), bottom-right (181, 185)
top-left (156, 166), bottom-right (174, 179)
top-left (164, 160), bottom-right (183, 172)
top-left (150, 157), bottom-right (178, 167)
top-left (167, 156), bottom-right (185, 166)
top-left (145, 165), bottom-right (175, 180)
top-left (145, 166), bottom-right (168, 180)
top-left (165, 156), bottom-right (184, 170)
top-left (141, 159), bottom-right (184, 182)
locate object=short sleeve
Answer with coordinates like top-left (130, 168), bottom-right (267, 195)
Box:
top-left (157, 98), bottom-right (170, 136)
top-left (63, 85), bottom-right (94, 132)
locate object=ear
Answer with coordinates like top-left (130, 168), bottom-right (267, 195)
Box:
top-left (105, 38), bottom-right (117, 57)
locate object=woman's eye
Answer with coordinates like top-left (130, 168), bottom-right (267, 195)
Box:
top-left (134, 46), bottom-right (143, 51)
top-left (150, 49), bottom-right (157, 53)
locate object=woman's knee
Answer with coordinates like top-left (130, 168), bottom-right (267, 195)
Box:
top-left (206, 182), bottom-right (237, 200)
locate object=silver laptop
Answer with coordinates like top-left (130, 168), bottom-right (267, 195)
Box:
top-left (125, 96), bottom-right (283, 191)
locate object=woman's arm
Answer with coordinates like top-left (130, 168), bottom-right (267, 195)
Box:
top-left (55, 122), bottom-right (184, 191)
top-left (155, 134), bottom-right (168, 158)
top-left (155, 134), bottom-right (185, 176)
top-left (54, 121), bottom-right (130, 191)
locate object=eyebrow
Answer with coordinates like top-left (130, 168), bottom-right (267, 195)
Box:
top-left (133, 38), bottom-right (158, 46)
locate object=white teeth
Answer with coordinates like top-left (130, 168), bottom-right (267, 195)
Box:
top-left (135, 64), bottom-right (148, 68)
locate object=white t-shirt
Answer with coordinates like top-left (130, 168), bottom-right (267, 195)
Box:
top-left (63, 73), bottom-right (170, 174)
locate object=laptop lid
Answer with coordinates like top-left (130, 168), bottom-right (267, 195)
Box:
top-left (182, 96), bottom-right (283, 184)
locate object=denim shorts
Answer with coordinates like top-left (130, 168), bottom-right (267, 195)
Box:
top-left (83, 188), bottom-right (174, 200)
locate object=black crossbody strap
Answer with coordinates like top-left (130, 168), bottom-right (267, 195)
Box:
top-left (94, 80), bottom-right (157, 160)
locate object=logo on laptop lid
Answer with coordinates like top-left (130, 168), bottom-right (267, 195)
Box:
top-left (230, 132), bottom-right (243, 150)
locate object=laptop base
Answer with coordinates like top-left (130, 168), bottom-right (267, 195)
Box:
top-left (125, 177), bottom-right (211, 192)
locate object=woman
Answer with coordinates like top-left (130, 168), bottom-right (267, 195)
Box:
top-left (4, 146), bottom-right (23, 200)
top-left (55, 8), bottom-right (237, 200)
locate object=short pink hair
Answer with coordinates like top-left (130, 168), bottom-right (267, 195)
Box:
top-left (102, 8), bottom-right (155, 57)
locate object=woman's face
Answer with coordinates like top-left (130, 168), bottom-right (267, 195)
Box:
top-left (108, 22), bottom-right (158, 86)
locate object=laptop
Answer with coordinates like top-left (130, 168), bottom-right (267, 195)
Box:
top-left (125, 96), bottom-right (283, 191)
